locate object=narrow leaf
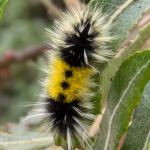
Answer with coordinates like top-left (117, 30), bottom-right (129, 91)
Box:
top-left (100, 23), bottom-right (150, 108)
top-left (94, 51), bottom-right (150, 150)
top-left (91, 0), bottom-right (150, 51)
top-left (0, 132), bottom-right (53, 150)
top-left (91, 0), bottom-right (150, 113)
top-left (111, 0), bottom-right (150, 51)
top-left (90, 0), bottom-right (127, 13)
top-left (122, 81), bottom-right (150, 150)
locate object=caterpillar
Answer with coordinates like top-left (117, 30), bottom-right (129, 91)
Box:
top-left (31, 2), bottom-right (113, 150)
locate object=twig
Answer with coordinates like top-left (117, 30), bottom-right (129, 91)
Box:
top-left (40, 0), bottom-right (61, 19)
top-left (46, 145), bottom-right (64, 150)
top-left (89, 114), bottom-right (103, 138)
top-left (0, 44), bottom-right (49, 68)
top-left (64, 0), bottom-right (81, 9)
top-left (115, 9), bottom-right (150, 58)
top-left (117, 132), bottom-right (127, 150)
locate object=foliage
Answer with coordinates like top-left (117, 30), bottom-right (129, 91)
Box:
top-left (0, 0), bottom-right (47, 124)
top-left (0, 0), bottom-right (8, 19)
top-left (0, 131), bottom-right (53, 150)
top-left (122, 81), bottom-right (150, 150)
top-left (94, 51), bottom-right (150, 150)
top-left (0, 0), bottom-right (150, 149)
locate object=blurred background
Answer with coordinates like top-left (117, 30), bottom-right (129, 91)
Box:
top-left (0, 1), bottom-right (150, 150)
top-left (0, 0), bottom-right (89, 126)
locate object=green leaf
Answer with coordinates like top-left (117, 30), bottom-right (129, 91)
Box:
top-left (90, 0), bottom-right (150, 112)
top-left (91, 0), bottom-right (150, 51)
top-left (111, 0), bottom-right (150, 51)
top-left (0, 131), bottom-right (53, 150)
top-left (94, 51), bottom-right (150, 150)
top-left (122, 81), bottom-right (150, 150)
top-left (100, 22), bottom-right (150, 108)
top-left (0, 0), bottom-right (8, 19)
top-left (90, 0), bottom-right (127, 14)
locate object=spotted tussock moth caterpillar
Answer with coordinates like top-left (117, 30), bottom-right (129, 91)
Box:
top-left (28, 1), bottom-right (113, 150)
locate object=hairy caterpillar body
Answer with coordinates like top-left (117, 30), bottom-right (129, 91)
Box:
top-left (37, 3), bottom-right (112, 150)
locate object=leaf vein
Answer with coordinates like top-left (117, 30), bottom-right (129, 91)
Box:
top-left (142, 130), bottom-right (150, 150)
top-left (104, 59), bottom-right (150, 150)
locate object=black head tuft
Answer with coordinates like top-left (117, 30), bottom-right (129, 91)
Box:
top-left (60, 18), bottom-right (98, 67)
